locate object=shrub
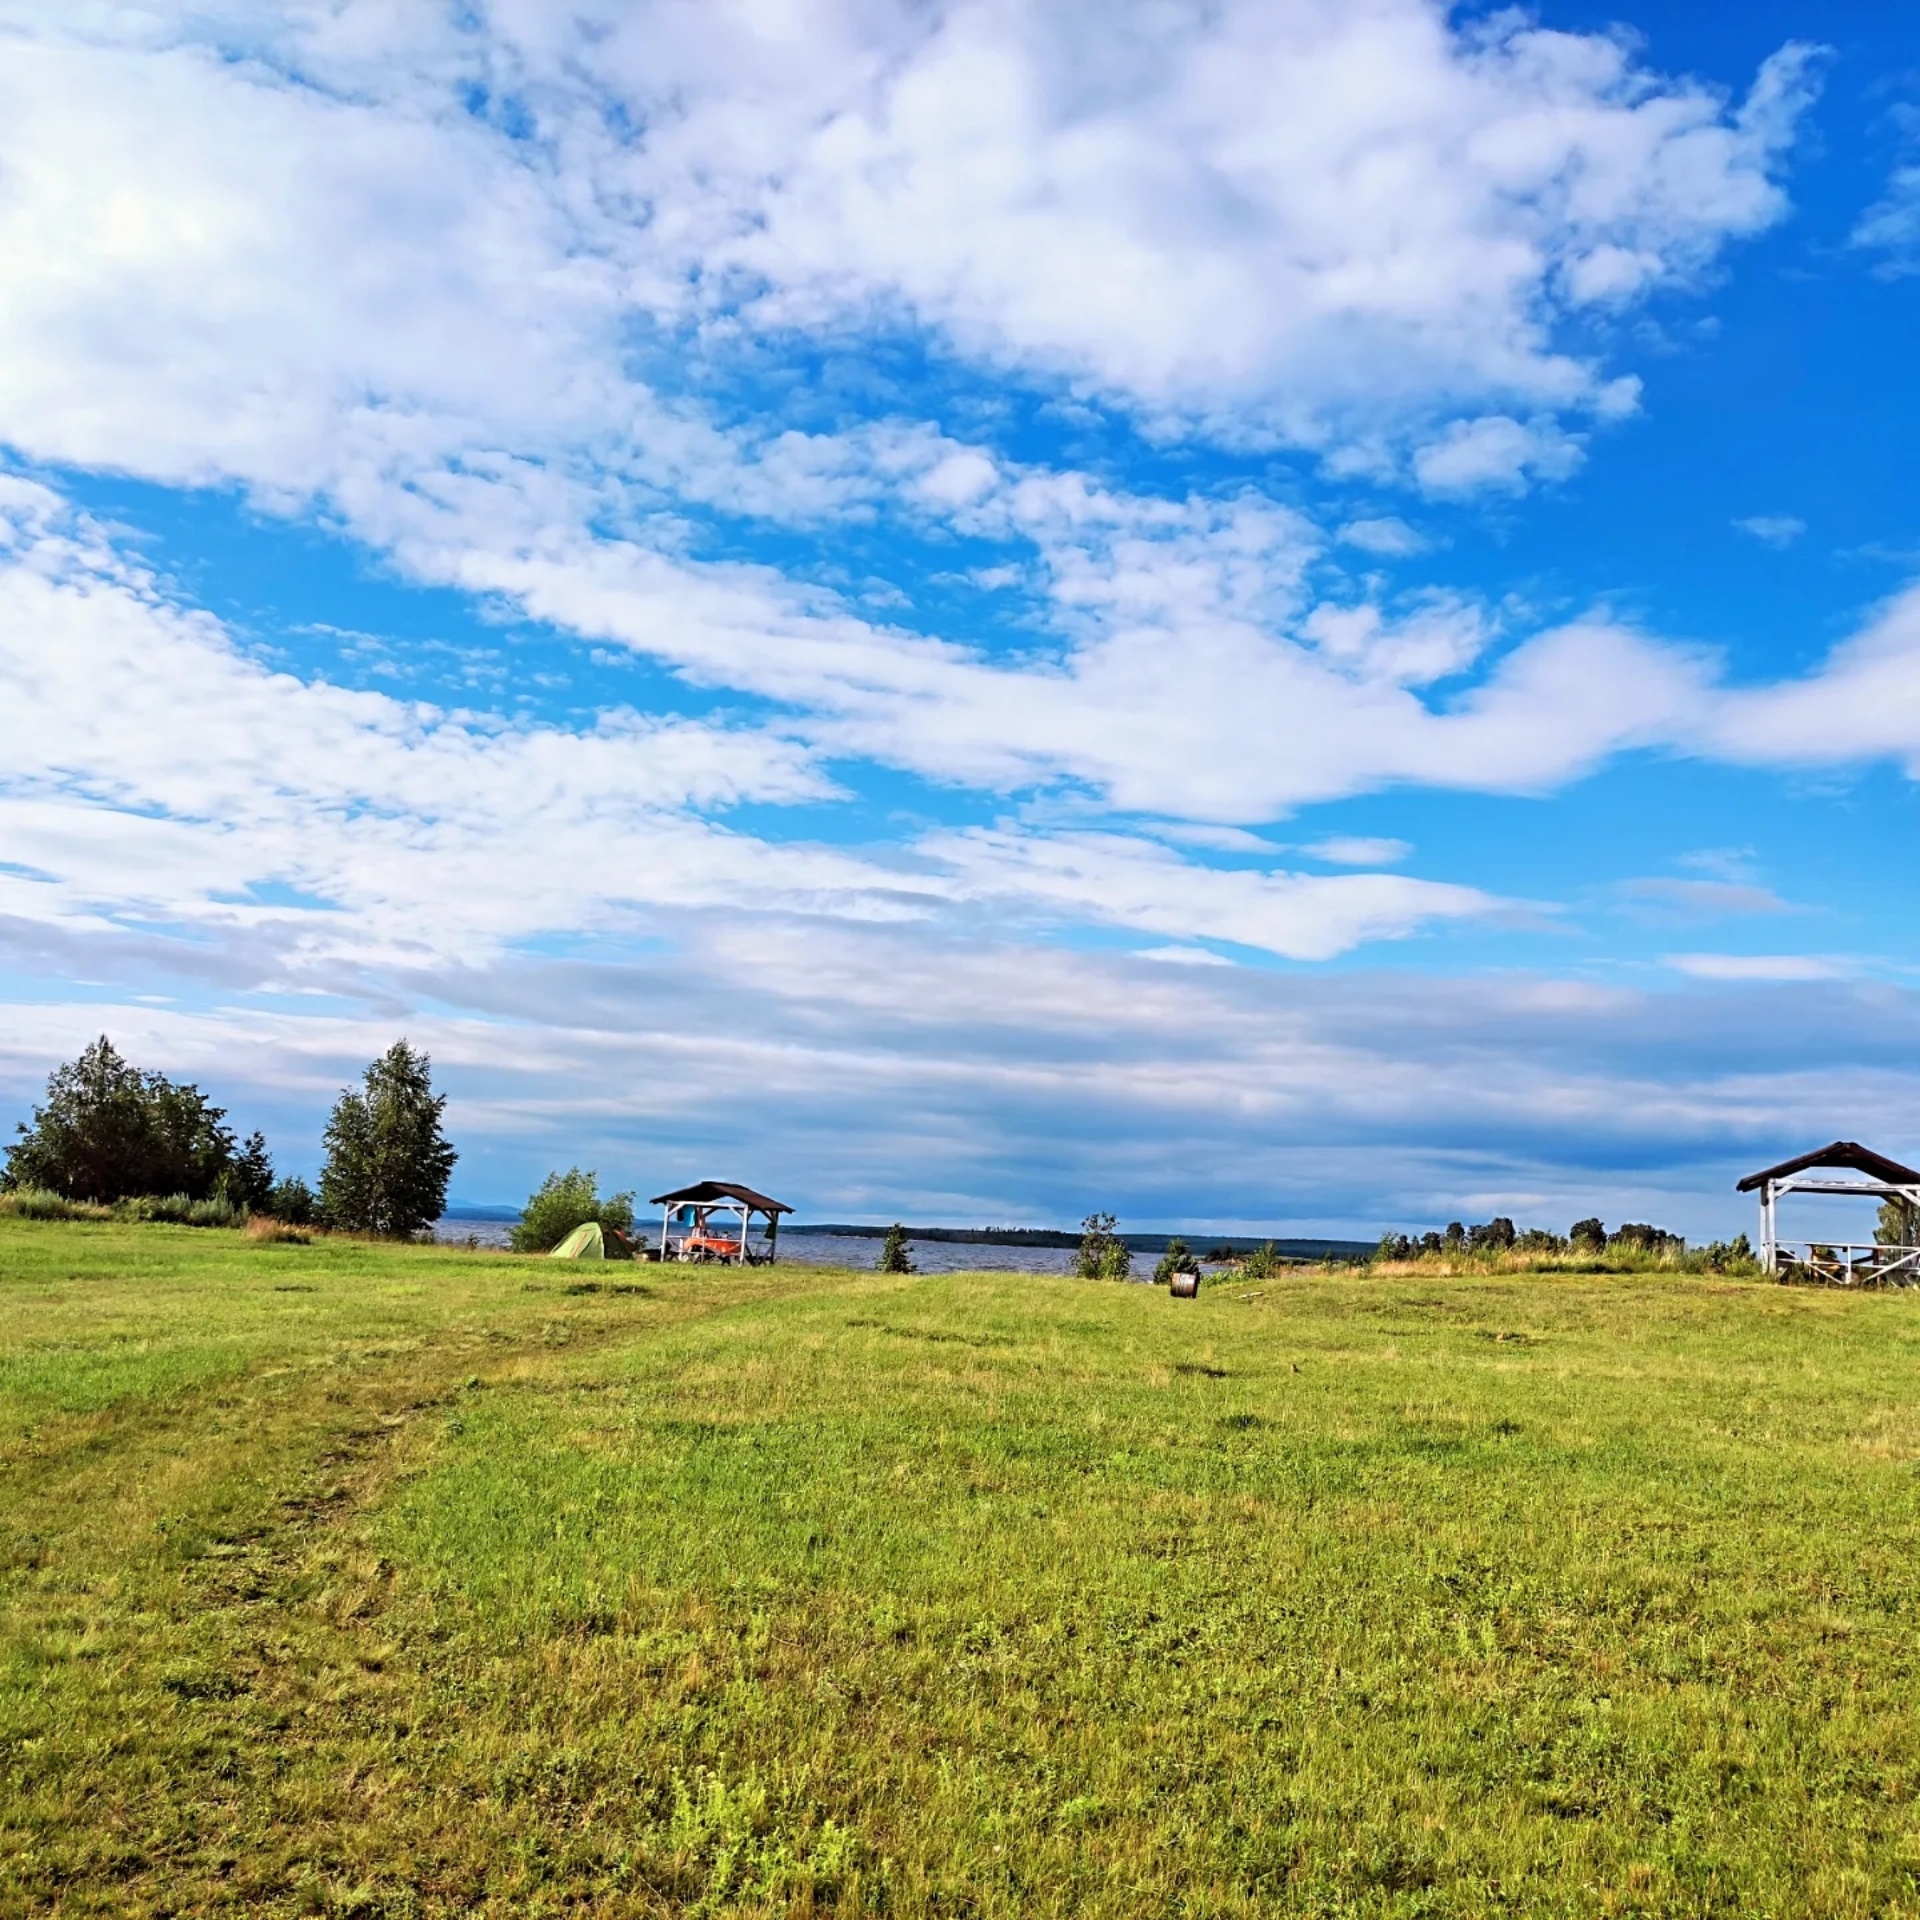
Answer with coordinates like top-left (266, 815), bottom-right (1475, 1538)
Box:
top-left (245, 1214), bottom-right (310, 1244)
top-left (318, 1041), bottom-right (457, 1238)
top-left (1240, 1242), bottom-right (1284, 1280)
top-left (509, 1167), bottom-right (636, 1254)
top-left (1075, 1212), bottom-right (1132, 1281)
top-left (876, 1223), bottom-right (916, 1274)
top-left (117, 1193), bottom-right (242, 1228)
top-left (1152, 1237), bottom-right (1199, 1286)
top-left (267, 1176), bottom-right (318, 1227)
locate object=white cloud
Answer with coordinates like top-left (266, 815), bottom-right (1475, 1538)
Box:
top-left (924, 826), bottom-right (1496, 960)
top-left (0, 4), bottom-right (1818, 501)
top-left (0, 2), bottom-right (1853, 858)
top-left (1338, 517), bottom-right (1430, 557)
top-left (1666, 954), bottom-right (1846, 982)
top-left (1705, 584), bottom-right (1920, 773)
top-left (1306, 837), bottom-right (1414, 867)
top-left (1413, 415), bottom-right (1583, 495)
top-left (1853, 164), bottom-right (1920, 277)
top-left (1301, 594), bottom-right (1493, 684)
top-left (1135, 945), bottom-right (1235, 967)
top-left (0, 481), bottom-right (1528, 966)
top-left (1621, 878), bottom-right (1789, 916)
top-left (1735, 514), bottom-right (1806, 547)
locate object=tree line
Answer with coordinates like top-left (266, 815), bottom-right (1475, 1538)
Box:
top-left (1, 1036), bottom-right (457, 1237)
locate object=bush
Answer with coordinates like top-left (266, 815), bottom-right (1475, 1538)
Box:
top-left (0, 1186), bottom-right (111, 1221)
top-left (510, 1168), bottom-right (637, 1254)
top-left (1152, 1237), bottom-right (1199, 1286)
top-left (3, 1036), bottom-right (264, 1204)
top-left (318, 1041), bottom-right (457, 1238)
top-left (1075, 1212), bottom-right (1132, 1281)
top-left (1239, 1242), bottom-right (1284, 1280)
top-left (246, 1214), bottom-right (310, 1244)
top-left (117, 1193), bottom-right (242, 1228)
top-left (876, 1223), bottom-right (916, 1274)
top-left (267, 1176), bottom-right (318, 1227)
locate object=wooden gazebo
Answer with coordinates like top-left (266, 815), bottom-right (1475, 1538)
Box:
top-left (650, 1180), bottom-right (792, 1265)
top-left (1736, 1141), bottom-right (1920, 1285)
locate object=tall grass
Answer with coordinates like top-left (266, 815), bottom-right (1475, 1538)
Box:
top-left (0, 1188), bottom-right (244, 1226)
top-left (0, 1186), bottom-right (111, 1221)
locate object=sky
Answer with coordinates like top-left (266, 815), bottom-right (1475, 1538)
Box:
top-left (3, 0), bottom-right (1920, 1242)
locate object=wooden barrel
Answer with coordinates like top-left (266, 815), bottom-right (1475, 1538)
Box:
top-left (1169, 1268), bottom-right (1200, 1299)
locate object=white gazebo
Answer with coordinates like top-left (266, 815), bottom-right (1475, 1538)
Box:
top-left (1737, 1141), bottom-right (1920, 1286)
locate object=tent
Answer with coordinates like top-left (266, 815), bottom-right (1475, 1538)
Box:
top-left (549, 1220), bottom-right (605, 1260)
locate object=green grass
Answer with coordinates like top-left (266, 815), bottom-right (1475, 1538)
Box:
top-left (4, 1224), bottom-right (1920, 1916)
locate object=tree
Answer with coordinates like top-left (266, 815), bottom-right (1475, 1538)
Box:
top-left (1076, 1212), bottom-right (1132, 1281)
top-left (1876, 1197), bottom-right (1919, 1247)
top-left (511, 1168), bottom-right (636, 1253)
top-left (318, 1041), bottom-right (457, 1237)
top-left (268, 1176), bottom-right (318, 1227)
top-left (877, 1223), bottom-right (916, 1273)
top-left (1152, 1237), bottom-right (1198, 1286)
top-left (223, 1131), bottom-right (276, 1213)
top-left (1569, 1217), bottom-right (1607, 1253)
top-left (2, 1035), bottom-right (239, 1202)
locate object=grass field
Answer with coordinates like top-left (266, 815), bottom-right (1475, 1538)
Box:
top-left (4, 1224), bottom-right (1920, 1917)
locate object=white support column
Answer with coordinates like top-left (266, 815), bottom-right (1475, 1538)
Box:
top-left (1761, 1182), bottom-right (1776, 1274)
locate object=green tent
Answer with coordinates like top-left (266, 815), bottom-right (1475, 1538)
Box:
top-left (549, 1220), bottom-right (605, 1260)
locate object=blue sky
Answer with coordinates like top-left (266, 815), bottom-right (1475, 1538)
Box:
top-left (4, 0), bottom-right (1920, 1241)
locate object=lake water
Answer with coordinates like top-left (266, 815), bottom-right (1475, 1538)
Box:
top-left (429, 1217), bottom-right (1088, 1273)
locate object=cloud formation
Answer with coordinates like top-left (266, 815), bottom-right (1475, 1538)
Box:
top-left (4, 0), bottom-right (1913, 1233)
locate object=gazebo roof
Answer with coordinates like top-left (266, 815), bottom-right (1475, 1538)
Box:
top-left (1735, 1141), bottom-right (1920, 1193)
top-left (650, 1179), bottom-right (793, 1215)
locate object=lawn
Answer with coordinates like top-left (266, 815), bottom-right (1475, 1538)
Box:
top-left (3, 1224), bottom-right (1920, 1917)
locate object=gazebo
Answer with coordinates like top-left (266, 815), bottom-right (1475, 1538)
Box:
top-left (650, 1180), bottom-right (792, 1265)
top-left (1736, 1141), bottom-right (1920, 1285)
